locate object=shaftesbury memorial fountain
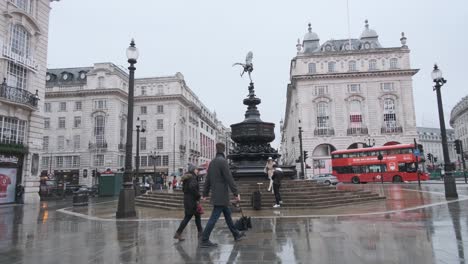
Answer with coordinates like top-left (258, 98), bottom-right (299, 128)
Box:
top-left (229, 52), bottom-right (296, 179)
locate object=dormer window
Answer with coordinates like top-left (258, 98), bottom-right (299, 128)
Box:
top-left (79, 72), bottom-right (87, 80)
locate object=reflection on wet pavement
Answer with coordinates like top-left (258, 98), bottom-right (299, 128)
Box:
top-left (0, 184), bottom-right (467, 263)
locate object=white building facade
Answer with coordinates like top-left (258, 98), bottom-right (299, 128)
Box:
top-left (450, 96), bottom-right (468, 160)
top-left (281, 21), bottom-right (418, 175)
top-left (42, 64), bottom-right (221, 186)
top-left (0, 0), bottom-right (55, 203)
top-left (417, 127), bottom-right (457, 166)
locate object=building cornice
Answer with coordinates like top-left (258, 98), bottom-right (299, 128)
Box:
top-left (291, 69), bottom-right (419, 82)
top-left (295, 47), bottom-right (410, 59)
top-left (45, 88), bottom-right (128, 100)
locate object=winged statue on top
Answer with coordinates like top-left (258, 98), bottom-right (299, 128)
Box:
top-left (233, 51), bottom-right (254, 83)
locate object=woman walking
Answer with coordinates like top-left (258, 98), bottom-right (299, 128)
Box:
top-left (174, 164), bottom-right (203, 241)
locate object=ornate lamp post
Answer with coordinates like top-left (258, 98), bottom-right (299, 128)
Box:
top-left (432, 64), bottom-right (458, 198)
top-left (116, 39), bottom-right (139, 218)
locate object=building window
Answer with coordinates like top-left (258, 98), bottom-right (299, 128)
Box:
top-left (119, 155), bottom-right (125, 167)
top-left (348, 60), bottom-right (357, 72)
top-left (0, 116), bottom-right (26, 144)
top-left (58, 117), bottom-right (66, 129)
top-left (74, 101), bottom-right (82, 111)
top-left (314, 86), bottom-right (328, 96)
top-left (74, 116), bottom-right (81, 128)
top-left (163, 155), bottom-right (169, 166)
top-left (57, 136), bottom-right (65, 150)
top-left (59, 102), bottom-right (66, 111)
top-left (157, 85), bottom-right (164, 95)
top-left (348, 84), bottom-right (361, 93)
top-left (7, 62), bottom-right (28, 89)
top-left (381, 82), bottom-right (394, 92)
top-left (349, 100), bottom-right (362, 128)
top-left (140, 120), bottom-right (147, 130)
top-left (11, 0), bottom-right (32, 13)
top-left (73, 135), bottom-right (80, 149)
top-left (41, 157), bottom-right (49, 169)
top-left (369, 59), bottom-right (377, 70)
top-left (157, 119), bottom-right (164, 130)
top-left (140, 106), bottom-right (147, 115)
top-left (390, 58), bottom-right (398, 69)
top-left (43, 136), bottom-right (49, 151)
top-left (94, 115), bottom-right (105, 146)
top-left (157, 105), bottom-right (164, 113)
top-left (140, 137), bottom-right (146, 151)
top-left (308, 63), bottom-right (316, 73)
top-left (140, 156), bottom-right (148, 167)
top-left (157, 136), bottom-right (163, 149)
top-left (383, 99), bottom-right (397, 129)
top-left (141, 86), bottom-right (146, 95)
top-left (45, 103), bottom-right (51, 112)
top-left (94, 100), bottom-right (106, 109)
top-left (94, 155), bottom-right (104, 166)
top-left (56, 156), bottom-right (63, 168)
top-left (98, 76), bottom-right (105, 88)
top-left (120, 119), bottom-right (126, 144)
top-left (327, 62), bottom-right (336, 73)
top-left (72, 156), bottom-right (80, 167)
top-left (10, 24), bottom-right (30, 58)
top-left (44, 118), bottom-right (50, 129)
top-left (317, 102), bottom-right (329, 128)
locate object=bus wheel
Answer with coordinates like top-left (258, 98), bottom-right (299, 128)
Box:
top-left (351, 177), bottom-right (360, 184)
top-left (392, 175), bottom-right (402, 183)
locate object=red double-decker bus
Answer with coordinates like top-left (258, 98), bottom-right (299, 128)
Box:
top-left (331, 144), bottom-right (429, 184)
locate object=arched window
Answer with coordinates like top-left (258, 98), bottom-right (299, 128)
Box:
top-left (328, 62), bottom-right (336, 73)
top-left (390, 58), bottom-right (398, 69)
top-left (308, 63), bottom-right (316, 73)
top-left (94, 115), bottom-right (106, 147)
top-left (317, 102), bottom-right (329, 128)
top-left (7, 25), bottom-right (31, 89)
top-left (369, 59), bottom-right (377, 70)
top-left (349, 100), bottom-right (362, 128)
top-left (383, 99), bottom-right (397, 129)
top-left (11, 0), bottom-right (31, 13)
top-left (348, 60), bottom-right (357, 72)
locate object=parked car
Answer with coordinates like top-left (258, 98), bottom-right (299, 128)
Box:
top-left (311, 174), bottom-right (339, 185)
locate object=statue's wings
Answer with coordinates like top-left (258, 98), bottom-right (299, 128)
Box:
top-left (232, 62), bottom-right (244, 67)
top-left (245, 51), bottom-right (253, 65)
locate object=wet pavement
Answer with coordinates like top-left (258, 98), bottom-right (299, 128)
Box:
top-left (1, 183), bottom-right (468, 263)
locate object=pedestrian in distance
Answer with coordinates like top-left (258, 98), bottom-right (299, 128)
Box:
top-left (272, 163), bottom-right (283, 208)
top-left (199, 142), bottom-right (246, 248)
top-left (174, 164), bottom-right (204, 241)
top-left (172, 176), bottom-right (178, 190)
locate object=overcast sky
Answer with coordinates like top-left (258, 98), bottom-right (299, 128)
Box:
top-left (47, 0), bottom-right (468, 147)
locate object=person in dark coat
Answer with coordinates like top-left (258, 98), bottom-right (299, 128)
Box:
top-left (199, 142), bottom-right (245, 248)
top-left (174, 164), bottom-right (203, 241)
top-left (272, 163), bottom-right (283, 208)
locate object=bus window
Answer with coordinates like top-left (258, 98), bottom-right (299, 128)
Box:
top-left (343, 154), bottom-right (349, 158)
top-left (407, 163), bottom-right (417, 172)
top-left (388, 149), bottom-right (399, 155)
top-left (398, 163), bottom-right (406, 172)
top-left (359, 152), bottom-right (367, 157)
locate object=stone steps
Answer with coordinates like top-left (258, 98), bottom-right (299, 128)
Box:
top-left (135, 180), bottom-right (385, 210)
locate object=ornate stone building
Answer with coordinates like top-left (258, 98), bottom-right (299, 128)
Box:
top-left (450, 96), bottom-right (468, 159)
top-left (0, 0), bottom-right (57, 203)
top-left (43, 63), bottom-right (222, 186)
top-left (281, 21), bottom-right (418, 175)
top-left (417, 127), bottom-right (456, 165)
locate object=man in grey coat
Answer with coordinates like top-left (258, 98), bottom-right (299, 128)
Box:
top-left (199, 142), bottom-right (245, 248)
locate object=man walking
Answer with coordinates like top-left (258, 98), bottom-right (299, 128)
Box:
top-left (199, 142), bottom-right (245, 248)
top-left (272, 163), bottom-right (283, 208)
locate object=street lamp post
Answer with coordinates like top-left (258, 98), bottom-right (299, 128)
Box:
top-left (298, 125), bottom-right (305, 179)
top-left (116, 39), bottom-right (139, 218)
top-left (135, 117), bottom-right (145, 195)
top-left (432, 64), bottom-right (458, 198)
top-left (173, 122), bottom-right (176, 175)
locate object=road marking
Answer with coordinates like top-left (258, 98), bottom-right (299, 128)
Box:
top-left (56, 187), bottom-right (468, 222)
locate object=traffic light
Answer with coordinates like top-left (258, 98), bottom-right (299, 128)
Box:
top-left (91, 169), bottom-right (96, 177)
top-left (434, 157), bottom-right (438, 163)
top-left (455, 139), bottom-right (462, 154)
top-left (303, 150), bottom-right (309, 161)
top-left (427, 153), bottom-right (433, 162)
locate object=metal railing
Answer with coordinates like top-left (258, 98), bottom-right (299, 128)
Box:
top-left (88, 141), bottom-right (108, 149)
top-left (381, 126), bottom-right (403, 134)
top-left (314, 128), bottom-right (335, 137)
top-left (347, 127), bottom-right (368, 136)
top-left (0, 80), bottom-right (39, 108)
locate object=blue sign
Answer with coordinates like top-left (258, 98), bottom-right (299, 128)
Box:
top-left (413, 149), bottom-right (420, 157)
